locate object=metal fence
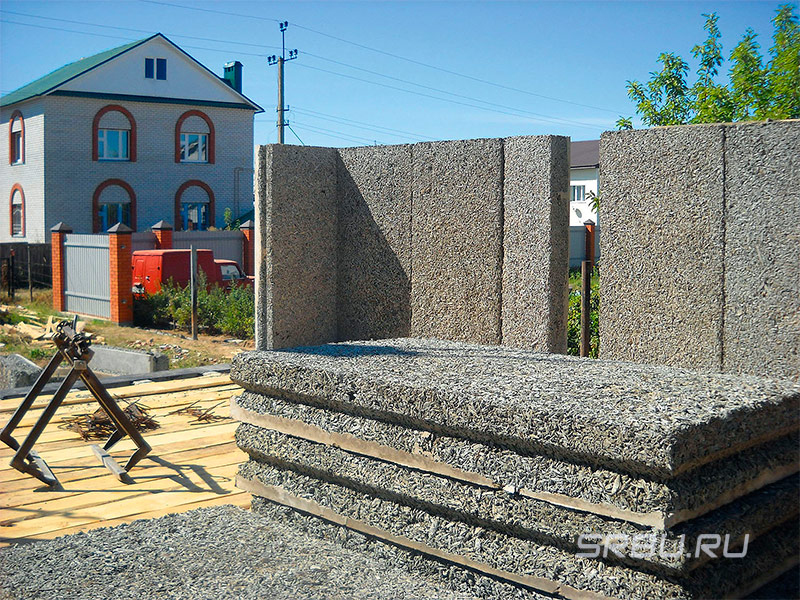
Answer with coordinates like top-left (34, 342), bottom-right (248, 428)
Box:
top-left (173, 230), bottom-right (244, 264)
top-left (569, 225), bottom-right (601, 269)
top-left (63, 234), bottom-right (111, 318)
top-left (131, 231), bottom-right (157, 252)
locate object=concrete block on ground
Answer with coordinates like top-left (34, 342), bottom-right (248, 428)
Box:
top-left (599, 125), bottom-right (726, 370)
top-left (337, 145), bottom-right (412, 340)
top-left (723, 120), bottom-right (800, 381)
top-left (0, 354), bottom-right (41, 389)
top-left (502, 135), bottom-right (570, 351)
top-left (90, 345), bottom-right (168, 375)
top-left (255, 144), bottom-right (338, 350)
top-left (410, 138), bottom-right (504, 344)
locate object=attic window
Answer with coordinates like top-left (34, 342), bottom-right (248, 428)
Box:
top-left (145, 58), bottom-right (167, 80)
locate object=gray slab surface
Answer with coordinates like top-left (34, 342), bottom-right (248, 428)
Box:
top-left (502, 136), bottom-right (570, 351)
top-left (599, 125), bottom-right (725, 370)
top-left (90, 345), bottom-right (168, 375)
top-left (230, 338), bottom-right (800, 477)
top-left (410, 139), bottom-right (504, 344)
top-left (337, 145), bottom-right (413, 340)
top-left (723, 120), bottom-right (800, 381)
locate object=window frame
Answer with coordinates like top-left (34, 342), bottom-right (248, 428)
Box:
top-left (9, 184), bottom-right (25, 238)
top-left (571, 185), bottom-right (586, 203)
top-left (174, 180), bottom-right (216, 232)
top-left (97, 128), bottom-right (131, 161)
top-left (8, 111), bottom-right (24, 166)
top-left (92, 179), bottom-right (137, 233)
top-left (179, 132), bottom-right (209, 163)
top-left (93, 105), bottom-right (137, 162)
top-left (174, 110), bottom-right (215, 164)
top-left (156, 58), bottom-right (167, 80)
top-left (145, 57), bottom-right (154, 79)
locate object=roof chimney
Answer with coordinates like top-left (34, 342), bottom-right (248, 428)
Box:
top-left (223, 61), bottom-right (243, 93)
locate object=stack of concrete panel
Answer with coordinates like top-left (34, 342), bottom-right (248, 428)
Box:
top-left (230, 339), bottom-right (799, 599)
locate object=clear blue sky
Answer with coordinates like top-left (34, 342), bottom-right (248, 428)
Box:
top-left (0, 1), bottom-right (790, 146)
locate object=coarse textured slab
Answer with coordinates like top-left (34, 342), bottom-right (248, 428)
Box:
top-left (502, 135), bottom-right (570, 351)
top-left (233, 392), bottom-right (799, 527)
top-left (230, 339), bottom-right (800, 478)
top-left (599, 125), bottom-right (725, 370)
top-left (0, 505), bottom-right (503, 600)
top-left (723, 120), bottom-right (800, 381)
top-left (235, 421), bottom-right (799, 575)
top-left (254, 144), bottom-right (338, 350)
top-left (336, 145), bottom-right (413, 340)
top-left (410, 139), bottom-right (504, 344)
top-left (240, 462), bottom-right (800, 600)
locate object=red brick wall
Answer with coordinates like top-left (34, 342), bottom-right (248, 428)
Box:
top-left (108, 230), bottom-right (133, 325)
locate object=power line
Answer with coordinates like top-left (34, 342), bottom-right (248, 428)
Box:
top-left (0, 9), bottom-right (281, 50)
top-left (286, 123), bottom-right (305, 145)
top-left (295, 62), bottom-right (602, 131)
top-left (136, 0), bottom-right (623, 114)
top-left (290, 121), bottom-right (383, 145)
top-left (301, 51), bottom-right (603, 130)
top-left (291, 107), bottom-right (436, 141)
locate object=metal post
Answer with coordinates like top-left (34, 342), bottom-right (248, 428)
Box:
top-left (9, 250), bottom-right (15, 300)
top-left (190, 245), bottom-right (198, 340)
top-left (277, 56), bottom-right (285, 144)
top-left (27, 246), bottom-right (33, 302)
top-left (580, 260), bottom-right (591, 358)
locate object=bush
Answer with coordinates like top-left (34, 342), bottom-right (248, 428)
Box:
top-left (133, 275), bottom-right (255, 338)
top-left (567, 268), bottom-right (600, 358)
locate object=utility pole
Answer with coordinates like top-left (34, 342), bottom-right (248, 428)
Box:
top-left (267, 22), bottom-right (298, 144)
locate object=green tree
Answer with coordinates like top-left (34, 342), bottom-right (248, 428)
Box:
top-left (622, 4), bottom-right (799, 127)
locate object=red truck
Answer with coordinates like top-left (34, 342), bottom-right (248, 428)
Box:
top-left (132, 249), bottom-right (252, 296)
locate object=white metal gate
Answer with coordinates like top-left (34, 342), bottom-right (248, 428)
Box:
top-left (173, 230), bottom-right (243, 264)
top-left (63, 234), bottom-right (111, 318)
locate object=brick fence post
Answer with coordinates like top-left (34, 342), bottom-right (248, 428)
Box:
top-left (584, 219), bottom-right (596, 268)
top-left (50, 222), bottom-right (72, 312)
top-left (108, 223), bottom-right (133, 325)
top-left (240, 219), bottom-right (255, 276)
top-left (151, 220), bottom-right (173, 249)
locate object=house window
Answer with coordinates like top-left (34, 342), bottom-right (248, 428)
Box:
top-left (145, 58), bottom-right (167, 80)
top-left (175, 110), bottom-right (215, 164)
top-left (93, 179), bottom-right (136, 233)
top-left (10, 185), bottom-right (24, 237)
top-left (180, 133), bottom-right (208, 163)
top-left (175, 180), bottom-right (215, 231)
top-left (8, 111), bottom-right (24, 165)
top-left (97, 129), bottom-right (130, 160)
top-left (571, 185), bottom-right (586, 203)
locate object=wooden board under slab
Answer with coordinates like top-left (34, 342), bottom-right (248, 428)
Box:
top-left (0, 374), bottom-right (248, 546)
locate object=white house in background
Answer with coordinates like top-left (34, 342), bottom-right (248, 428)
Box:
top-left (0, 33), bottom-right (262, 243)
top-left (569, 139), bottom-right (599, 226)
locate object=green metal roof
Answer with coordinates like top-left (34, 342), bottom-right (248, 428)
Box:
top-left (1, 36), bottom-right (154, 108)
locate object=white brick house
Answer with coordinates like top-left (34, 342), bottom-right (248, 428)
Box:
top-left (0, 34), bottom-right (262, 242)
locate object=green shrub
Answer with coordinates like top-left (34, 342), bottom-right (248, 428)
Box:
top-left (133, 275), bottom-right (255, 338)
top-left (567, 268), bottom-right (600, 358)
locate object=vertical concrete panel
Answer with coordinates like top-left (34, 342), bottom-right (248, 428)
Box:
top-left (724, 120), bottom-right (800, 381)
top-left (502, 136), bottom-right (570, 351)
top-left (599, 126), bottom-right (725, 369)
top-left (337, 145), bottom-right (412, 340)
top-left (255, 144), bottom-right (337, 350)
top-left (411, 138), bottom-right (503, 344)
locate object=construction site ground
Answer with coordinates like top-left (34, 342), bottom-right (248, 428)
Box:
top-left (0, 373), bottom-right (247, 546)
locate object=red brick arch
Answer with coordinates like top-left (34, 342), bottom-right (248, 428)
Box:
top-left (9, 183), bottom-right (25, 237)
top-left (175, 109), bottom-right (215, 164)
top-left (92, 105), bottom-right (137, 162)
top-left (92, 179), bottom-right (136, 232)
top-left (175, 180), bottom-right (215, 230)
top-left (8, 110), bottom-right (24, 165)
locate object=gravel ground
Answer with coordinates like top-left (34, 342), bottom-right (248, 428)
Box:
top-left (0, 505), bottom-right (494, 600)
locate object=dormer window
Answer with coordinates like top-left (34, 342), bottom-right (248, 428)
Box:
top-left (145, 57), bottom-right (167, 80)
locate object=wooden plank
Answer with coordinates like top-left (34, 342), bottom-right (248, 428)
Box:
top-left (2, 440), bottom-right (240, 502)
top-left (4, 462), bottom-right (241, 540)
top-left (0, 375), bottom-right (235, 413)
top-left (0, 450), bottom-right (245, 523)
top-left (0, 421), bottom-right (239, 482)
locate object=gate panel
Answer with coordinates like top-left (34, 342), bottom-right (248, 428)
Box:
top-left (173, 231), bottom-right (243, 264)
top-left (63, 234), bottom-right (111, 318)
